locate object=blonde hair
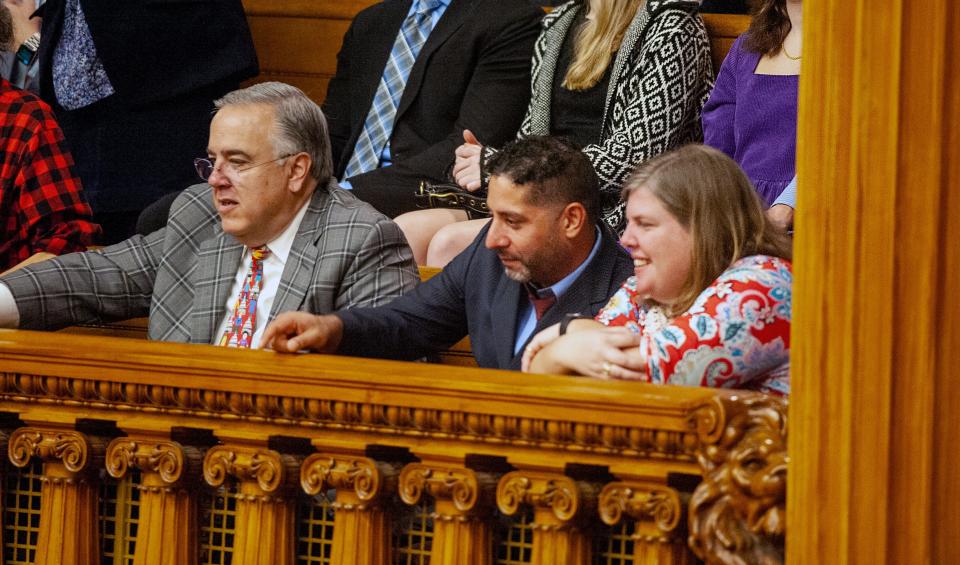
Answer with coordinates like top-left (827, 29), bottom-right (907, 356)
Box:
top-left (563, 0), bottom-right (643, 91)
top-left (621, 144), bottom-right (793, 314)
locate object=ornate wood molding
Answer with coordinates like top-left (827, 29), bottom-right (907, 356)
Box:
top-left (9, 427), bottom-right (97, 476)
top-left (203, 444), bottom-right (297, 499)
top-left (106, 437), bottom-right (200, 488)
top-left (688, 393), bottom-right (787, 565)
top-left (399, 462), bottom-right (491, 518)
top-left (497, 471), bottom-right (583, 526)
top-left (0, 371), bottom-right (702, 462)
top-left (301, 453), bottom-right (391, 507)
top-left (599, 482), bottom-right (685, 541)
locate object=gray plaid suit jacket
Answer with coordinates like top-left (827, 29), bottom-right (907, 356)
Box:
top-left (1, 181), bottom-right (419, 342)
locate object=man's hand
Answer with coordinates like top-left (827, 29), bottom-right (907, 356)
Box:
top-left (261, 312), bottom-right (344, 353)
top-left (767, 204), bottom-right (794, 232)
top-left (452, 129), bottom-right (483, 192)
top-left (527, 326), bottom-right (647, 379)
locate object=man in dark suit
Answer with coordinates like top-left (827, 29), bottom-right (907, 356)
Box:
top-left (36, 0), bottom-right (258, 243)
top-left (327, 0), bottom-right (542, 218)
top-left (263, 136), bottom-right (634, 370)
top-left (0, 83), bottom-right (418, 345)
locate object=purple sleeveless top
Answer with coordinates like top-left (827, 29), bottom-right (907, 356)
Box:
top-left (702, 35), bottom-right (798, 206)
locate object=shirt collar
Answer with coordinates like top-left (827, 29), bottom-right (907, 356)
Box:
top-left (541, 226), bottom-right (603, 299)
top-left (258, 199), bottom-right (310, 265)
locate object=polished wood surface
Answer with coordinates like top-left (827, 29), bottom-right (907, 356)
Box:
top-left (0, 329), bottom-right (785, 563)
top-left (240, 0), bottom-right (748, 104)
top-left (790, 0), bottom-right (960, 563)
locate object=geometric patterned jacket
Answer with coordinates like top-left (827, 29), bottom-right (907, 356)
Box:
top-left (493, 0), bottom-right (714, 233)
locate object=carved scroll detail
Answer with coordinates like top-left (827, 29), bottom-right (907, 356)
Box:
top-left (9, 427), bottom-right (91, 474)
top-left (497, 471), bottom-right (580, 523)
top-left (106, 438), bottom-right (195, 486)
top-left (599, 482), bottom-right (684, 540)
top-left (300, 454), bottom-right (384, 503)
top-left (687, 393), bottom-right (787, 565)
top-left (203, 445), bottom-right (288, 497)
top-left (399, 463), bottom-right (482, 516)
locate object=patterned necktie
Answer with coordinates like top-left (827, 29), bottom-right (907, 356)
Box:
top-left (220, 246), bottom-right (270, 348)
top-left (342, 0), bottom-right (442, 179)
top-left (526, 285), bottom-right (557, 321)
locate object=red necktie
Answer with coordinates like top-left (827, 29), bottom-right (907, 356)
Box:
top-left (526, 285), bottom-right (557, 321)
top-left (220, 246), bottom-right (270, 348)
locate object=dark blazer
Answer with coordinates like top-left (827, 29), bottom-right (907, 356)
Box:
top-left (37, 0), bottom-right (258, 108)
top-left (336, 224), bottom-right (634, 370)
top-left (325, 0), bottom-right (542, 217)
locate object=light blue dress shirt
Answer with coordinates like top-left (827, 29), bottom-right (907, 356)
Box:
top-left (773, 175), bottom-right (797, 208)
top-left (513, 227), bottom-right (603, 354)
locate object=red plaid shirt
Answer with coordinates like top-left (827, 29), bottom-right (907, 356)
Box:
top-left (0, 79), bottom-right (100, 271)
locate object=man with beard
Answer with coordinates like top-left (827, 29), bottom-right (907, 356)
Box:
top-left (0, 1), bottom-right (100, 273)
top-left (262, 136), bottom-right (633, 370)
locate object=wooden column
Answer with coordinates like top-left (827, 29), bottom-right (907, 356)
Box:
top-left (791, 0), bottom-right (960, 563)
top-left (203, 443), bottom-right (299, 565)
top-left (399, 462), bottom-right (494, 565)
top-left (105, 435), bottom-right (201, 565)
top-left (8, 427), bottom-right (102, 565)
top-left (598, 482), bottom-right (690, 565)
top-left (300, 453), bottom-right (395, 565)
top-left (496, 471), bottom-right (592, 564)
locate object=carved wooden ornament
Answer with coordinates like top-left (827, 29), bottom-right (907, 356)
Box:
top-left (203, 445), bottom-right (287, 495)
top-left (300, 454), bottom-right (383, 502)
top-left (399, 463), bottom-right (480, 514)
top-left (599, 482), bottom-right (684, 540)
top-left (9, 427), bottom-right (90, 473)
top-left (106, 438), bottom-right (190, 485)
top-left (688, 393), bottom-right (787, 565)
top-left (497, 471), bottom-right (580, 523)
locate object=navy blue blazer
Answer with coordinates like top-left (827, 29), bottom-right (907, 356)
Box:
top-left (336, 224), bottom-right (634, 370)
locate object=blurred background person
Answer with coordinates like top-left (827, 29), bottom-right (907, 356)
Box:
top-left (395, 0), bottom-right (714, 266)
top-left (701, 0), bottom-right (802, 229)
top-left (0, 0), bottom-right (99, 274)
top-left (35, 0), bottom-right (258, 243)
top-left (0, 0), bottom-right (41, 93)
top-left (523, 144), bottom-right (792, 396)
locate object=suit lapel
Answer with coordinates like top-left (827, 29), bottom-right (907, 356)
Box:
top-left (490, 273), bottom-right (523, 369)
top-left (190, 230), bottom-right (245, 344)
top-left (396, 0), bottom-right (472, 119)
top-left (267, 188), bottom-right (331, 323)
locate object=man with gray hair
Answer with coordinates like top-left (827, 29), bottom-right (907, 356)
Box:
top-left (0, 82), bottom-right (419, 347)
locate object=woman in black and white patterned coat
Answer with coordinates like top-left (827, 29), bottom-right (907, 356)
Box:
top-left (396, 0), bottom-right (714, 266)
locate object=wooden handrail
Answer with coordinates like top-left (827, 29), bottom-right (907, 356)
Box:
top-left (0, 329), bottom-right (786, 564)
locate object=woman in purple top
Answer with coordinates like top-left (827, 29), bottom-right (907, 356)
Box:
top-left (702, 0), bottom-right (801, 228)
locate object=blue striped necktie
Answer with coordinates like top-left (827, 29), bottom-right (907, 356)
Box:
top-left (343, 0), bottom-right (443, 180)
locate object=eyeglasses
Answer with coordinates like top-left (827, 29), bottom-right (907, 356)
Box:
top-left (194, 154), bottom-right (294, 181)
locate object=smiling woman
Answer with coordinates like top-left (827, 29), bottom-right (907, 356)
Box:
top-left (524, 144), bottom-right (793, 396)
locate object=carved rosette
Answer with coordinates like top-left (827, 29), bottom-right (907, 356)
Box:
top-left (9, 427), bottom-right (94, 476)
top-left (203, 445), bottom-right (295, 500)
top-left (599, 482), bottom-right (684, 542)
top-left (687, 392), bottom-right (788, 565)
top-left (497, 471), bottom-right (581, 527)
top-left (300, 454), bottom-right (387, 506)
top-left (399, 463), bottom-right (490, 519)
top-left (106, 437), bottom-right (199, 489)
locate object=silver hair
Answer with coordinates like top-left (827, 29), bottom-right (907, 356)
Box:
top-left (214, 82), bottom-right (333, 183)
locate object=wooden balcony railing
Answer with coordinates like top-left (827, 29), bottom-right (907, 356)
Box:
top-left (0, 329), bottom-right (785, 565)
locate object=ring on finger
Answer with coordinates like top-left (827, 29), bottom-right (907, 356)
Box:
top-left (602, 361), bottom-right (612, 378)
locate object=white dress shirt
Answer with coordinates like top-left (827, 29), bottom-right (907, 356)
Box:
top-left (213, 201), bottom-right (309, 348)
